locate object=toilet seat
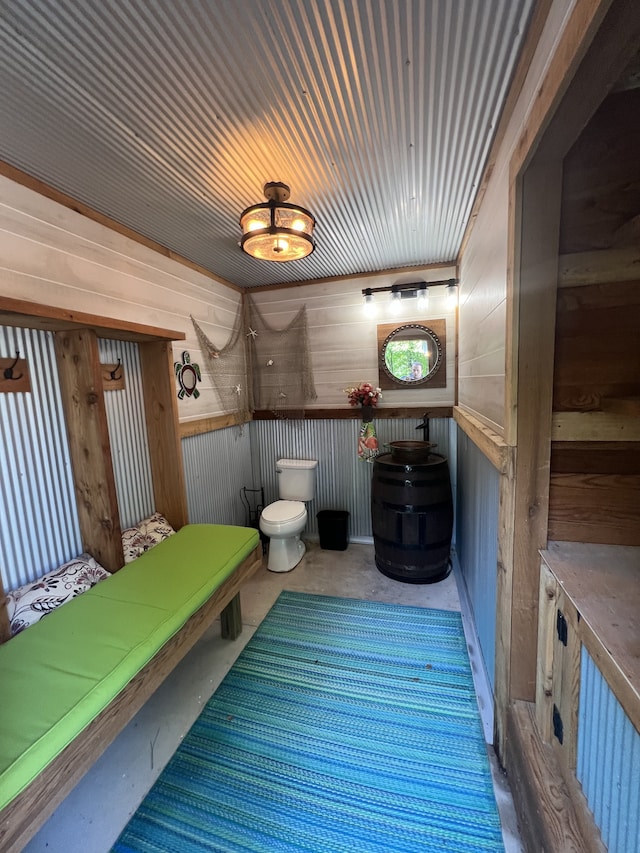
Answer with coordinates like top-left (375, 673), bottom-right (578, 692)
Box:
top-left (261, 500), bottom-right (306, 524)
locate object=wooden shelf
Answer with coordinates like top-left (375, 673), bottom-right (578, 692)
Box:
top-left (540, 541), bottom-right (640, 733)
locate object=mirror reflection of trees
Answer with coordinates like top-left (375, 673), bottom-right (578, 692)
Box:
top-left (384, 338), bottom-right (431, 380)
top-left (377, 322), bottom-right (446, 389)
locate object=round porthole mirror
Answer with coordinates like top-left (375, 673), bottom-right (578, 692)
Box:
top-left (379, 323), bottom-right (444, 387)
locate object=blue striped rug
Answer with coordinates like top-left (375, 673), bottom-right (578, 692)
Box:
top-left (113, 592), bottom-right (504, 852)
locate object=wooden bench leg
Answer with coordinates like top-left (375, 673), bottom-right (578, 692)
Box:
top-left (220, 593), bottom-right (242, 640)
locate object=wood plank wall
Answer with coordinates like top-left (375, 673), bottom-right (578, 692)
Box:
top-left (248, 272), bottom-right (458, 410)
top-left (0, 174), bottom-right (241, 422)
top-left (549, 85), bottom-right (640, 546)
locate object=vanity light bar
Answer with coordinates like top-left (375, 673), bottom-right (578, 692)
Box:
top-left (361, 279), bottom-right (458, 315)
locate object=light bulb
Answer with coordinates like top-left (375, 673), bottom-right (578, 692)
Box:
top-left (363, 291), bottom-right (377, 318)
top-left (416, 286), bottom-right (429, 312)
top-left (390, 290), bottom-right (402, 316)
top-left (273, 236), bottom-right (289, 254)
top-left (291, 218), bottom-right (306, 232)
top-left (446, 282), bottom-right (458, 310)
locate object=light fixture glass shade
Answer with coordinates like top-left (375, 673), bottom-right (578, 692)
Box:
top-left (390, 288), bottom-right (402, 316)
top-left (446, 281), bottom-right (458, 309)
top-left (416, 286), bottom-right (429, 311)
top-left (240, 182), bottom-right (316, 262)
top-left (363, 289), bottom-right (377, 317)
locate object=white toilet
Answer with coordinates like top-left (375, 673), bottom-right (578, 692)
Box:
top-left (259, 458), bottom-right (318, 573)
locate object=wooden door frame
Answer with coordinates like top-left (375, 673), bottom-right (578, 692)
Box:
top-left (495, 0), bottom-right (640, 761)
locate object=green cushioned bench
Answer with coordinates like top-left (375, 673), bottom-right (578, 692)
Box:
top-left (0, 523), bottom-right (261, 852)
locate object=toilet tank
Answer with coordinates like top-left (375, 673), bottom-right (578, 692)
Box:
top-left (276, 459), bottom-right (318, 501)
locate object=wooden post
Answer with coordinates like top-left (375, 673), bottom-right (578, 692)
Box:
top-left (139, 341), bottom-right (188, 530)
top-left (220, 593), bottom-right (243, 640)
top-left (54, 329), bottom-right (124, 573)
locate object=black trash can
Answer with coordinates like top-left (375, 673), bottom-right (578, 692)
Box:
top-left (317, 510), bottom-right (349, 550)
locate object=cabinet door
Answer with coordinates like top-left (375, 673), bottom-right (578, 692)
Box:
top-left (536, 560), bottom-right (580, 772)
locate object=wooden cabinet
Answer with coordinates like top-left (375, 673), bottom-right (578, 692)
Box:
top-left (533, 542), bottom-right (640, 851)
top-left (536, 559), bottom-right (581, 774)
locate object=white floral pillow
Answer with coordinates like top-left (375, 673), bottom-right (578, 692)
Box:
top-left (121, 512), bottom-right (176, 564)
top-left (6, 554), bottom-right (110, 636)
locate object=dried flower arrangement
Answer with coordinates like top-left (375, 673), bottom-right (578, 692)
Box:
top-left (344, 382), bottom-right (382, 407)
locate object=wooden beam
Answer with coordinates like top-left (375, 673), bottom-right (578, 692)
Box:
top-left (0, 295), bottom-right (185, 343)
top-left (54, 329), bottom-right (124, 573)
top-left (453, 406), bottom-right (510, 473)
top-left (509, 158), bottom-right (562, 705)
top-left (139, 341), bottom-right (189, 531)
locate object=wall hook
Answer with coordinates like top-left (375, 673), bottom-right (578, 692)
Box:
top-left (109, 358), bottom-right (122, 381)
top-left (3, 351), bottom-right (23, 381)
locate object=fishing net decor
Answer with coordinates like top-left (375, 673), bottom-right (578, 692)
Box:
top-left (192, 295), bottom-right (316, 419)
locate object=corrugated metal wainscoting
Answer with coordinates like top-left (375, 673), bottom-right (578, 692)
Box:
top-left (577, 648), bottom-right (640, 853)
top-left (99, 338), bottom-right (154, 530)
top-left (455, 426), bottom-right (499, 692)
top-left (0, 326), bottom-right (81, 590)
top-left (250, 417), bottom-right (452, 540)
top-left (182, 424), bottom-right (255, 527)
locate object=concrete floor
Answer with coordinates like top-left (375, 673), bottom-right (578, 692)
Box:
top-left (24, 542), bottom-right (523, 852)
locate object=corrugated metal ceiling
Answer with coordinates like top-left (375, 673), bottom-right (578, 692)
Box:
top-left (0, 0), bottom-right (537, 288)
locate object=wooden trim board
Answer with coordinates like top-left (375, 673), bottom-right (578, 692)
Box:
top-left (552, 411), bottom-right (640, 442)
top-left (506, 701), bottom-right (606, 853)
top-left (0, 295), bottom-right (185, 343)
top-left (453, 406), bottom-right (510, 473)
top-left (179, 412), bottom-right (251, 437)
top-left (0, 543), bottom-right (263, 853)
top-left (178, 407), bottom-right (454, 438)
top-left (252, 406), bottom-right (454, 421)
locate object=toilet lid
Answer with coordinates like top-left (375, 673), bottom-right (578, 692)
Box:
top-left (261, 500), bottom-right (306, 523)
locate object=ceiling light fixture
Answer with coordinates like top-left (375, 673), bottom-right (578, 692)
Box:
top-left (361, 279), bottom-right (458, 317)
top-left (239, 182), bottom-right (316, 262)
